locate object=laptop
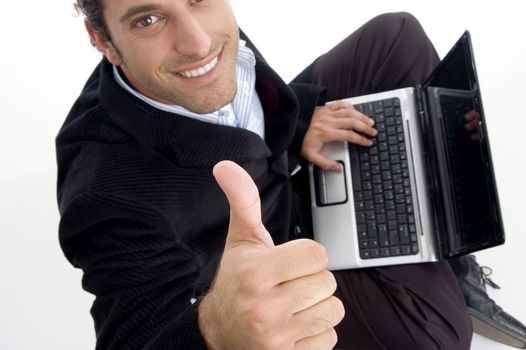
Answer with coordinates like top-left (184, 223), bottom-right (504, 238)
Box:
top-left (308, 31), bottom-right (505, 270)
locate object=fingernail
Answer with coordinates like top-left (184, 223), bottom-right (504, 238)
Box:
top-left (368, 118), bottom-right (375, 125)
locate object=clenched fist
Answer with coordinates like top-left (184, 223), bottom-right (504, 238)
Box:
top-left (198, 161), bottom-right (345, 350)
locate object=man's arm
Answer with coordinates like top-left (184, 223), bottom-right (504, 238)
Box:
top-left (59, 192), bottom-right (209, 349)
top-left (288, 83), bottom-right (377, 171)
top-left (198, 161), bottom-right (345, 349)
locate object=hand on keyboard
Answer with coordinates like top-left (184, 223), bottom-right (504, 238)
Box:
top-left (302, 100), bottom-right (377, 171)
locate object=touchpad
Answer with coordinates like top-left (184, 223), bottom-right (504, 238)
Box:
top-left (314, 161), bottom-right (348, 206)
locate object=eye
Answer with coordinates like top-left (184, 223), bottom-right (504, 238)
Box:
top-left (133, 15), bottom-right (162, 29)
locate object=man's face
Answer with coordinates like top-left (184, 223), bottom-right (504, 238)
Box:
top-left (92, 0), bottom-right (239, 114)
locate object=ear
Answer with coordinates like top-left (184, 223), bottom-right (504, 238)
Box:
top-left (84, 20), bottom-right (123, 66)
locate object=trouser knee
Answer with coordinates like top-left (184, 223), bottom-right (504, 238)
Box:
top-left (366, 11), bottom-right (425, 37)
top-left (293, 11), bottom-right (439, 100)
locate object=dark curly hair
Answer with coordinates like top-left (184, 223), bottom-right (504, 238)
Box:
top-left (74, 0), bottom-right (111, 41)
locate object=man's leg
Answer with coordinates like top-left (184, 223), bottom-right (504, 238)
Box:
top-left (293, 12), bottom-right (472, 349)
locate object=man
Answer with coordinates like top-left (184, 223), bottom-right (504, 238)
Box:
top-left (57, 0), bottom-right (525, 349)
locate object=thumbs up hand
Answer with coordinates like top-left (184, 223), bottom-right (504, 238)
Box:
top-left (198, 161), bottom-right (345, 350)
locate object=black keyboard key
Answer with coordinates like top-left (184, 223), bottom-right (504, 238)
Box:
top-left (389, 231), bottom-right (400, 246)
top-left (356, 212), bottom-right (366, 224)
top-left (367, 222), bottom-right (377, 235)
top-left (360, 250), bottom-right (371, 259)
top-left (374, 101), bottom-right (383, 113)
top-left (356, 201), bottom-right (365, 211)
top-left (397, 215), bottom-right (407, 224)
top-left (357, 224), bottom-right (367, 238)
top-left (400, 228), bottom-right (410, 245)
top-left (390, 247), bottom-right (401, 256)
top-left (401, 246), bottom-right (412, 255)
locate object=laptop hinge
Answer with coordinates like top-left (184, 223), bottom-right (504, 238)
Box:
top-left (415, 84), bottom-right (447, 259)
top-left (415, 85), bottom-right (427, 118)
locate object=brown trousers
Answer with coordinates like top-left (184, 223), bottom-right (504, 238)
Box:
top-left (292, 13), bottom-right (473, 350)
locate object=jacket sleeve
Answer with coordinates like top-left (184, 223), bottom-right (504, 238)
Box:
top-left (287, 82), bottom-right (327, 168)
top-left (59, 191), bottom-right (209, 350)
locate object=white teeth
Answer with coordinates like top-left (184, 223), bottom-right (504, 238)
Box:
top-left (178, 57), bottom-right (218, 78)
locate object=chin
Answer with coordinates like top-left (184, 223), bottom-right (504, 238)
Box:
top-left (196, 88), bottom-right (237, 114)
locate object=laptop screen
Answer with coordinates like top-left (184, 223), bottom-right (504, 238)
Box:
top-left (422, 31), bottom-right (505, 257)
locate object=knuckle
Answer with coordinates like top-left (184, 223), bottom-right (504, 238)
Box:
top-left (329, 101), bottom-right (342, 109)
top-left (308, 242), bottom-right (329, 268)
top-left (295, 271), bottom-right (335, 306)
top-left (347, 130), bottom-right (361, 142)
top-left (250, 325), bottom-right (292, 350)
top-left (242, 302), bottom-right (270, 328)
top-left (307, 316), bottom-right (333, 336)
top-left (236, 262), bottom-right (266, 292)
top-left (278, 253), bottom-right (304, 277)
top-left (359, 133), bottom-right (371, 143)
top-left (293, 290), bottom-right (307, 309)
top-left (351, 132), bottom-right (367, 145)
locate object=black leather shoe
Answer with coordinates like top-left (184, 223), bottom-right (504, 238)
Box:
top-left (450, 254), bottom-right (526, 349)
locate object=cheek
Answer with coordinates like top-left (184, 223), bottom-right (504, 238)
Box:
top-left (125, 44), bottom-right (168, 74)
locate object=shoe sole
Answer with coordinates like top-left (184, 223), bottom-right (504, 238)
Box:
top-left (469, 308), bottom-right (526, 349)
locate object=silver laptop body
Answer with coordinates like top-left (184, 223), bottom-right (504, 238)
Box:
top-left (308, 32), bottom-right (504, 270)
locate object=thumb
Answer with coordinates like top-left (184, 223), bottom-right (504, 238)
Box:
top-left (306, 150), bottom-right (343, 172)
top-left (213, 160), bottom-right (274, 249)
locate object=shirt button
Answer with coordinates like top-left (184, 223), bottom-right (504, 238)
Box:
top-left (218, 110), bottom-right (229, 117)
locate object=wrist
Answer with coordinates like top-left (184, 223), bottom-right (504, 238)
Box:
top-left (197, 292), bottom-right (223, 350)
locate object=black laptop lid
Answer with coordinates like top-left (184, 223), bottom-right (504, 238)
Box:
top-left (421, 31), bottom-right (505, 258)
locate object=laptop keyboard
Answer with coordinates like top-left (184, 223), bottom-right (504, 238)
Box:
top-left (352, 98), bottom-right (419, 259)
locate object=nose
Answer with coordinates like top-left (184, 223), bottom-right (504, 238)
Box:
top-left (172, 11), bottom-right (212, 58)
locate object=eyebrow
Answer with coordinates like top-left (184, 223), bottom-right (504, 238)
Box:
top-left (119, 4), bottom-right (162, 23)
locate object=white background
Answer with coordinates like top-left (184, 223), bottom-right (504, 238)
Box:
top-left (0, 1), bottom-right (524, 349)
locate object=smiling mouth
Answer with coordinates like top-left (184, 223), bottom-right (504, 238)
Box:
top-left (176, 56), bottom-right (219, 78)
